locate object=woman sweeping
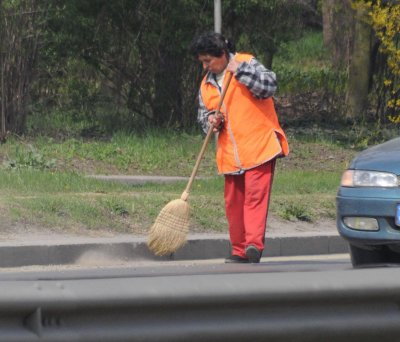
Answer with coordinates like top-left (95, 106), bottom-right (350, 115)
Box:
top-left (189, 32), bottom-right (289, 263)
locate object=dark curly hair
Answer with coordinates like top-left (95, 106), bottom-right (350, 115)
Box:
top-left (189, 32), bottom-right (235, 58)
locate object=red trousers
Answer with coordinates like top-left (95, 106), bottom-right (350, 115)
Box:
top-left (224, 160), bottom-right (276, 258)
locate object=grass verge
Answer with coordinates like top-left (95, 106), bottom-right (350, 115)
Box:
top-left (0, 128), bottom-right (361, 235)
top-left (0, 167), bottom-right (343, 236)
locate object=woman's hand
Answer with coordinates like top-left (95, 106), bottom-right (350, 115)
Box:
top-left (208, 114), bottom-right (223, 132)
top-left (226, 58), bottom-right (241, 74)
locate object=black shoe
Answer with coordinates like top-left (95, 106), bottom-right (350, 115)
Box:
top-left (245, 245), bottom-right (261, 263)
top-left (224, 255), bottom-right (249, 263)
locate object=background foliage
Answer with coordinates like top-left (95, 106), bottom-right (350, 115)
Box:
top-left (0, 0), bottom-right (398, 138)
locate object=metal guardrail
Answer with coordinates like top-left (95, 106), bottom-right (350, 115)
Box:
top-left (1, 267), bottom-right (400, 341)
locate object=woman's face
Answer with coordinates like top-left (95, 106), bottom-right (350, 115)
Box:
top-left (198, 53), bottom-right (228, 74)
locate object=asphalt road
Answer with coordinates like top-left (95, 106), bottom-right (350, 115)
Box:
top-left (0, 253), bottom-right (352, 281)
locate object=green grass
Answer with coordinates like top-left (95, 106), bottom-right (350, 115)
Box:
top-left (275, 31), bottom-right (328, 68)
top-left (3, 131), bottom-right (217, 177)
top-left (273, 31), bottom-right (346, 94)
top-left (0, 143), bottom-right (345, 235)
top-left (0, 170), bottom-right (125, 194)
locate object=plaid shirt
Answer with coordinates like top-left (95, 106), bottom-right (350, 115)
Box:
top-left (197, 54), bottom-right (277, 133)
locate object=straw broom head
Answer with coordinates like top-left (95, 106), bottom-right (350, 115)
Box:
top-left (147, 193), bottom-right (190, 256)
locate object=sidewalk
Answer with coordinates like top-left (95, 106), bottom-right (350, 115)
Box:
top-left (0, 175), bottom-right (348, 268)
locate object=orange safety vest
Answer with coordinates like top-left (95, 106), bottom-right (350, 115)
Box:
top-left (200, 53), bottom-right (289, 174)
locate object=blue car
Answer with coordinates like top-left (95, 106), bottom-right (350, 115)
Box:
top-left (336, 137), bottom-right (400, 267)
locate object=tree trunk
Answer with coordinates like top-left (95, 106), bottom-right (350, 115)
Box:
top-left (0, 1), bottom-right (41, 136)
top-left (345, 5), bottom-right (373, 120)
top-left (322, 0), bottom-right (353, 69)
top-left (322, 0), bottom-right (334, 49)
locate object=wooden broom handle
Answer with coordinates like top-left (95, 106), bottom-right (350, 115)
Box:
top-left (181, 72), bottom-right (233, 201)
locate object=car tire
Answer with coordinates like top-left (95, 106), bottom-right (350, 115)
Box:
top-left (349, 244), bottom-right (386, 267)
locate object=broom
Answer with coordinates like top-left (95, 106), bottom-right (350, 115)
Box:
top-left (147, 72), bottom-right (233, 256)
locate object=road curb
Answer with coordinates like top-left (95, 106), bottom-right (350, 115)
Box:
top-left (0, 234), bottom-right (348, 268)
top-left (174, 234), bottom-right (348, 260)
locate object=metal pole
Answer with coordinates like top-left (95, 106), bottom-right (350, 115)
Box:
top-left (214, 0), bottom-right (221, 33)
top-left (213, 0), bottom-right (222, 148)
top-left (1, 53), bottom-right (5, 139)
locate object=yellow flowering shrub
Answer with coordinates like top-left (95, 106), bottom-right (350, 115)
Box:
top-left (353, 0), bottom-right (400, 123)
